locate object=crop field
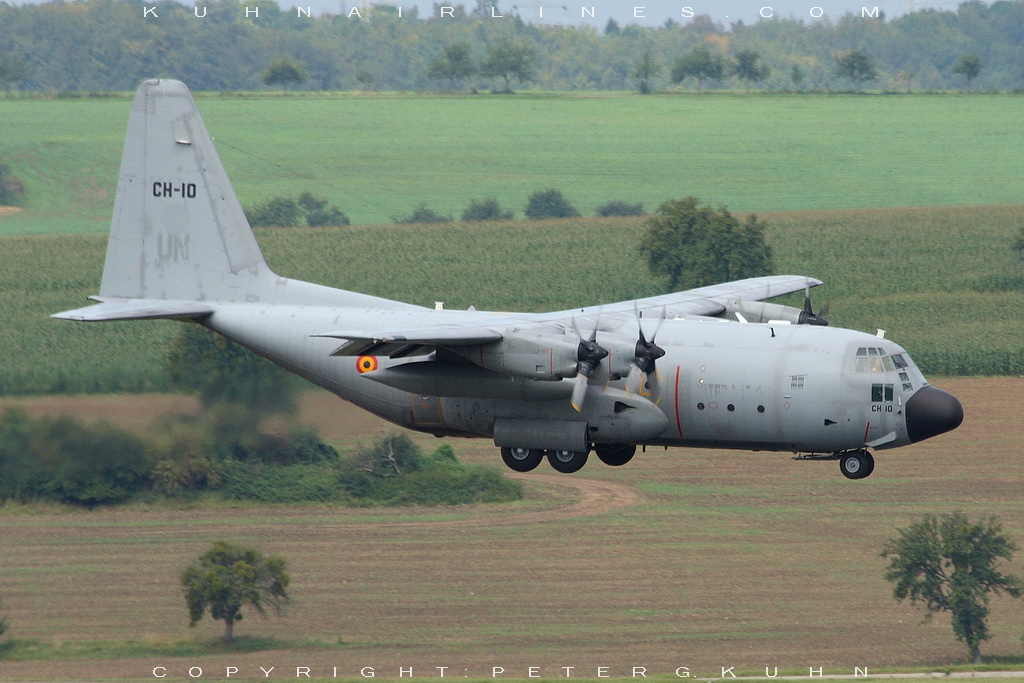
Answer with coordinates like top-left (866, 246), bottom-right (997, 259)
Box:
top-left (0, 377), bottom-right (1022, 681)
top-left (4, 203), bottom-right (1024, 394)
top-left (0, 92), bottom-right (1023, 235)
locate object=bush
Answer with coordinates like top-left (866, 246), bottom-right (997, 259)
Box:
top-left (461, 197), bottom-right (514, 221)
top-left (298, 192), bottom-right (349, 226)
top-left (596, 200), bottom-right (645, 217)
top-left (524, 188), bottom-right (580, 220)
top-left (246, 193), bottom-right (349, 227)
top-left (219, 462), bottom-right (344, 503)
top-left (246, 197), bottom-right (302, 227)
top-left (0, 163), bottom-right (25, 206)
top-left (0, 410), bottom-right (151, 506)
top-left (338, 434), bottom-right (522, 506)
top-left (392, 204), bottom-right (453, 224)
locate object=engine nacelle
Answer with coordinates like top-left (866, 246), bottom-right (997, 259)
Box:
top-left (592, 334), bottom-right (643, 380)
top-left (467, 329), bottom-right (579, 381)
top-left (722, 300), bottom-right (824, 325)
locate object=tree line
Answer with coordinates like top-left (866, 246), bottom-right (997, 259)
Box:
top-left (0, 0), bottom-right (1022, 92)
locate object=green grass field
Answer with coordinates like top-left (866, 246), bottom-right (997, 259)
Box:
top-left (0, 379), bottom-right (1022, 681)
top-left (1, 92), bottom-right (1022, 234)
top-left (5, 204), bottom-right (1023, 394)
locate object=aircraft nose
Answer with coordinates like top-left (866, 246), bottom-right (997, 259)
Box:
top-left (905, 385), bottom-right (964, 443)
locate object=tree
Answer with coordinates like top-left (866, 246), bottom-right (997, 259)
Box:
top-left (631, 51), bottom-right (662, 94)
top-left (1013, 226), bottom-right (1024, 262)
top-left (952, 54), bottom-right (982, 88)
top-left (297, 192), bottom-right (349, 226)
top-left (670, 44), bottom-right (727, 90)
top-left (461, 197), bottom-right (513, 221)
top-left (524, 188), bottom-right (580, 220)
top-left (638, 196), bottom-right (774, 291)
top-left (733, 49), bottom-right (770, 87)
top-left (182, 541), bottom-right (291, 644)
top-left (0, 53), bottom-right (28, 92)
top-left (833, 50), bottom-right (878, 86)
top-left (481, 39), bottom-right (535, 93)
top-left (168, 324), bottom-right (298, 418)
top-left (881, 512), bottom-right (1023, 663)
top-left (427, 43), bottom-right (476, 90)
top-left (262, 58), bottom-right (307, 90)
top-left (790, 64), bottom-right (806, 89)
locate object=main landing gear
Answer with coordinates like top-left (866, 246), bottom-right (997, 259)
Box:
top-left (794, 448), bottom-right (876, 479)
top-left (838, 449), bottom-right (875, 480)
top-left (500, 443), bottom-right (637, 474)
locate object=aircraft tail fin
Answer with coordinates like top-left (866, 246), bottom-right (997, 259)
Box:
top-left (98, 79), bottom-right (272, 303)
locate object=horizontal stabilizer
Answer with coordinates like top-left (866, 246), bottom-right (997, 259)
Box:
top-left (52, 298), bottom-right (214, 322)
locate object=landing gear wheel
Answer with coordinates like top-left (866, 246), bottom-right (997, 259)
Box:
top-left (500, 447), bottom-right (544, 472)
top-left (839, 450), bottom-right (875, 480)
top-left (594, 443), bottom-right (636, 467)
top-left (546, 449), bottom-right (588, 474)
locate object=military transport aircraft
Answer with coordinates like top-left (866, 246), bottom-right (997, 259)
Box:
top-left (55, 79), bottom-right (964, 479)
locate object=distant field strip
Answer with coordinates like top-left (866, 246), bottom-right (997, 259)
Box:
top-left (5, 203), bottom-right (1024, 393)
top-left (0, 93), bottom-right (1022, 234)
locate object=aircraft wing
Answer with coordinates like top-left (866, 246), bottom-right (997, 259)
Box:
top-left (314, 275), bottom-right (821, 359)
top-left (544, 275), bottom-right (822, 321)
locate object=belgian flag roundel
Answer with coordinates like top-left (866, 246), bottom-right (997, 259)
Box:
top-left (356, 356), bottom-right (378, 374)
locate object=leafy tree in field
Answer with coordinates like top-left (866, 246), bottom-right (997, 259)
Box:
top-left (524, 188), bottom-right (580, 220)
top-left (168, 324), bottom-right (297, 418)
top-left (480, 39), bottom-right (535, 93)
top-left (596, 200), bottom-right (644, 217)
top-left (604, 17), bottom-right (620, 35)
top-left (733, 49), bottom-right (770, 87)
top-left (790, 64), bottom-right (806, 89)
top-left (0, 53), bottom-right (28, 91)
top-left (392, 204), bottom-right (452, 224)
top-left (247, 194), bottom-right (348, 227)
top-left (1013, 226), bottom-right (1024, 262)
top-left (881, 512), bottom-right (1023, 663)
top-left (670, 44), bottom-right (727, 90)
top-left (638, 196), bottom-right (774, 291)
top-left (0, 163), bottom-right (25, 205)
top-left (298, 192), bottom-right (349, 226)
top-left (951, 54), bottom-right (982, 88)
top-left (262, 58), bottom-right (307, 90)
top-left (631, 51), bottom-right (661, 94)
top-left (246, 197), bottom-right (302, 227)
top-left (182, 541), bottom-right (291, 645)
top-left (427, 43), bottom-right (476, 90)
top-left (833, 50), bottom-right (878, 86)
top-left (461, 197), bottom-right (513, 221)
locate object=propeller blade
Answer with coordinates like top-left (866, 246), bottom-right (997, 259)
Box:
top-left (571, 372), bottom-right (589, 412)
top-left (799, 281), bottom-right (829, 326)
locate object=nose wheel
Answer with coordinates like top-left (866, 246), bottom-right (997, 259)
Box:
top-left (839, 449), bottom-right (875, 479)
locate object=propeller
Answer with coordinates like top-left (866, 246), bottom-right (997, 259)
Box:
top-left (570, 317), bottom-right (608, 412)
top-left (798, 283), bottom-right (829, 326)
top-left (626, 306), bottom-right (667, 396)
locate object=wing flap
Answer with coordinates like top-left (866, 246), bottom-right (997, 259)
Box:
top-left (313, 326), bottom-right (503, 357)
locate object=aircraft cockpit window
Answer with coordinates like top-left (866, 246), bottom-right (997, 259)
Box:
top-left (855, 346), bottom-right (899, 373)
top-left (891, 354), bottom-right (909, 369)
top-left (899, 371), bottom-right (913, 392)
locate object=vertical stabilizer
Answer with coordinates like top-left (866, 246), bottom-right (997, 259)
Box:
top-left (100, 79), bottom-right (271, 302)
